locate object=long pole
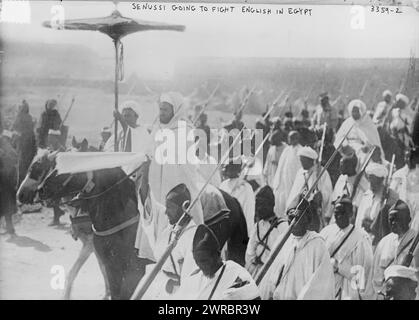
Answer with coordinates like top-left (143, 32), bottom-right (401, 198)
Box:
top-left (193, 84), bottom-right (220, 126)
top-left (60, 96), bottom-right (76, 129)
top-left (255, 123), bottom-right (355, 285)
top-left (114, 39), bottom-right (120, 152)
top-left (130, 122), bottom-right (249, 300)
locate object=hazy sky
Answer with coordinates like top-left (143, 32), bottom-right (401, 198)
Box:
top-left (2, 1), bottom-right (419, 77)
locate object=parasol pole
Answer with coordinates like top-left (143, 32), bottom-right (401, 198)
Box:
top-left (114, 38), bottom-right (120, 152)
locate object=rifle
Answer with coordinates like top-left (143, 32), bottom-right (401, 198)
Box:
top-left (235, 86), bottom-right (256, 117)
top-left (318, 123), bottom-right (327, 168)
top-left (402, 231), bottom-right (419, 267)
top-left (193, 84), bottom-right (220, 126)
top-left (130, 114), bottom-right (252, 300)
top-left (369, 154), bottom-right (395, 243)
top-left (382, 154), bottom-right (396, 209)
top-left (229, 92), bottom-right (287, 193)
top-left (255, 123), bottom-right (355, 285)
top-left (351, 146), bottom-right (377, 201)
top-left (303, 86), bottom-right (314, 108)
top-left (248, 91), bottom-right (286, 142)
top-left (359, 80), bottom-right (369, 98)
top-left (60, 96), bottom-right (76, 129)
top-left (230, 131), bottom-right (271, 194)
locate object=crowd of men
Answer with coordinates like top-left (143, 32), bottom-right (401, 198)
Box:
top-left (1, 87), bottom-right (419, 300)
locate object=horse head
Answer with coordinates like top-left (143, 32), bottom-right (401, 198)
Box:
top-left (71, 136), bottom-right (89, 152)
top-left (17, 149), bottom-right (87, 205)
top-left (17, 149), bottom-right (58, 204)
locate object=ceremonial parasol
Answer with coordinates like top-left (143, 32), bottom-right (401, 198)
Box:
top-left (43, 9), bottom-right (185, 151)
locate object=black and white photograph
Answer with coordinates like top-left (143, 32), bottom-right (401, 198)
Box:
top-left (1, 0), bottom-right (419, 304)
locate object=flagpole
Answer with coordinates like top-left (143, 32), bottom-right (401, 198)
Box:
top-left (114, 38), bottom-right (120, 152)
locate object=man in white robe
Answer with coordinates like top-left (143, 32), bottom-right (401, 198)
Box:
top-left (220, 158), bottom-right (255, 237)
top-left (391, 149), bottom-right (419, 231)
top-left (272, 131), bottom-right (302, 217)
top-left (263, 130), bottom-right (287, 188)
top-left (373, 90), bottom-right (392, 126)
top-left (321, 196), bottom-right (374, 300)
top-left (174, 224), bottom-right (260, 300)
top-left (140, 184), bottom-right (197, 299)
top-left (246, 185), bottom-right (288, 278)
top-left (327, 154), bottom-right (368, 221)
top-left (258, 199), bottom-right (335, 300)
top-left (355, 162), bottom-right (398, 247)
top-left (355, 162), bottom-right (398, 246)
top-left (286, 146), bottom-right (333, 231)
top-left (335, 99), bottom-right (383, 160)
top-left (388, 94), bottom-right (414, 148)
top-left (372, 200), bottom-right (419, 297)
top-left (104, 101), bottom-right (153, 154)
top-left (137, 92), bottom-right (205, 260)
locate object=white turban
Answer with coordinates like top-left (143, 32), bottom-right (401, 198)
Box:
top-left (384, 265), bottom-right (418, 283)
top-left (120, 100), bottom-right (141, 117)
top-left (396, 93), bottom-right (409, 105)
top-left (297, 146), bottom-right (318, 160)
top-left (365, 162), bottom-right (388, 178)
top-left (348, 99), bottom-right (367, 118)
top-left (382, 90), bottom-right (392, 98)
top-left (159, 92), bottom-right (184, 115)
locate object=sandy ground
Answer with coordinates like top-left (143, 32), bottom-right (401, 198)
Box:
top-left (0, 208), bottom-right (106, 300)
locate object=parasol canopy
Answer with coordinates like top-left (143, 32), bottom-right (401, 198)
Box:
top-left (42, 10), bottom-right (185, 40)
top-left (42, 9), bottom-right (185, 151)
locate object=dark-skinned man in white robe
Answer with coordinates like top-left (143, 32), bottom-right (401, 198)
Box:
top-left (321, 196), bottom-right (374, 300)
top-left (174, 224), bottom-right (260, 300)
top-left (258, 199), bottom-right (335, 300)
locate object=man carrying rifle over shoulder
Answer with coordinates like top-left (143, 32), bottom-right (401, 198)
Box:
top-left (220, 157), bottom-right (255, 238)
top-left (328, 154), bottom-right (368, 221)
top-left (312, 92), bottom-right (339, 132)
top-left (174, 224), bottom-right (260, 300)
top-left (245, 185), bottom-right (288, 278)
top-left (321, 196), bottom-right (375, 300)
top-left (372, 199), bottom-right (419, 298)
top-left (390, 111), bottom-right (419, 231)
top-left (37, 99), bottom-right (62, 150)
top-left (285, 146), bottom-right (333, 232)
top-left (258, 198), bottom-right (335, 300)
top-left (355, 162), bottom-right (398, 245)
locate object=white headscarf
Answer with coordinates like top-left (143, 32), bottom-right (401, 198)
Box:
top-left (120, 100), bottom-right (142, 121)
top-left (395, 93), bottom-right (409, 105)
top-left (334, 99), bottom-right (382, 153)
top-left (365, 162), bottom-right (388, 178)
top-left (382, 90), bottom-right (392, 99)
top-left (348, 99), bottom-right (367, 119)
top-left (158, 92), bottom-right (190, 130)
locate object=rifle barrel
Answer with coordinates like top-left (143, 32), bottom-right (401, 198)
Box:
top-left (351, 146), bottom-right (377, 201)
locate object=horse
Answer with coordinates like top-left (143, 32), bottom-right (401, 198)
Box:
top-left (18, 150), bottom-right (249, 298)
top-left (17, 150), bottom-right (149, 300)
